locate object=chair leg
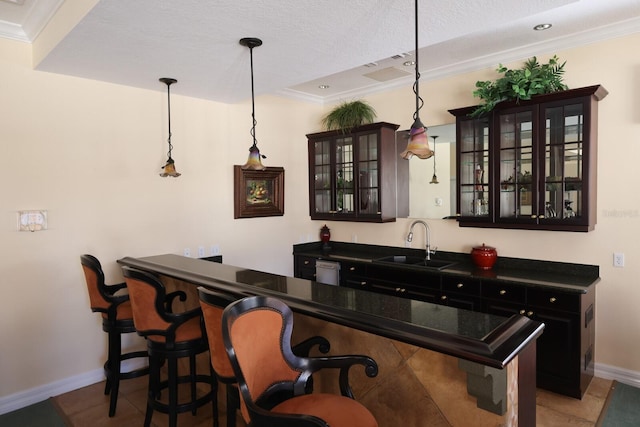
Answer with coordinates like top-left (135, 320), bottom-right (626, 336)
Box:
top-left (168, 357), bottom-right (178, 427)
top-left (190, 354), bottom-right (197, 415)
top-left (144, 353), bottom-right (160, 427)
top-left (107, 329), bottom-right (122, 417)
top-left (226, 384), bottom-right (239, 427)
top-left (211, 364), bottom-right (219, 427)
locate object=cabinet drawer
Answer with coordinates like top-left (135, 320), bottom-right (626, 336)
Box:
top-left (367, 265), bottom-right (441, 289)
top-left (341, 262), bottom-right (367, 277)
top-left (442, 276), bottom-right (481, 296)
top-left (482, 281), bottom-right (526, 303)
top-left (528, 288), bottom-right (580, 313)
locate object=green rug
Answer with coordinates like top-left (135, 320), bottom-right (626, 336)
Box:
top-left (0, 399), bottom-right (69, 427)
top-left (598, 381), bottom-right (640, 427)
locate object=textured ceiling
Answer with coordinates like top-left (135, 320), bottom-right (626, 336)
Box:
top-left (2, 0), bottom-right (640, 104)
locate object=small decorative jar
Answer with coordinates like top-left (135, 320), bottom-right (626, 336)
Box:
top-left (471, 243), bottom-right (497, 270)
top-left (320, 225), bottom-right (331, 251)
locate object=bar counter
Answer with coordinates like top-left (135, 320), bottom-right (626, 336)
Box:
top-left (118, 254), bottom-right (544, 427)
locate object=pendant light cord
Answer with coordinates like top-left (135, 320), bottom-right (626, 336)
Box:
top-left (249, 45), bottom-right (258, 149)
top-left (166, 82), bottom-right (173, 160)
top-left (413, 0), bottom-right (423, 123)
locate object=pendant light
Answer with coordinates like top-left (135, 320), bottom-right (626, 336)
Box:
top-left (429, 135), bottom-right (439, 184)
top-left (400, 0), bottom-right (434, 160)
top-left (159, 77), bottom-right (181, 177)
top-left (240, 37), bottom-right (267, 171)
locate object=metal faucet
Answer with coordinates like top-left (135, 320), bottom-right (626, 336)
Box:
top-left (406, 220), bottom-right (436, 261)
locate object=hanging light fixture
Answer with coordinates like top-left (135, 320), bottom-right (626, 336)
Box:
top-left (239, 37), bottom-right (266, 171)
top-left (400, 0), bottom-right (434, 160)
top-left (429, 135), bottom-right (439, 184)
top-left (159, 77), bottom-right (181, 177)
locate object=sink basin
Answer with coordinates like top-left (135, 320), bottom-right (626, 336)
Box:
top-left (375, 255), bottom-right (426, 264)
top-left (374, 255), bottom-right (456, 270)
top-left (411, 259), bottom-right (457, 270)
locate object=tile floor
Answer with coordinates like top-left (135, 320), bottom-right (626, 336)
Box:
top-left (52, 375), bottom-right (613, 427)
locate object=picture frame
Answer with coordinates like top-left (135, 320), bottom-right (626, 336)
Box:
top-left (234, 166), bottom-right (285, 219)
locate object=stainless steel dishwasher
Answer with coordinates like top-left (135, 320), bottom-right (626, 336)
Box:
top-left (315, 260), bottom-right (340, 286)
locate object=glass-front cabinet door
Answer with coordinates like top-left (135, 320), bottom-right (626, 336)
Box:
top-left (356, 131), bottom-right (379, 217)
top-left (457, 115), bottom-right (490, 220)
top-left (311, 135), bottom-right (355, 218)
top-left (539, 102), bottom-right (588, 228)
top-left (496, 108), bottom-right (538, 225)
top-left (307, 122), bottom-right (404, 222)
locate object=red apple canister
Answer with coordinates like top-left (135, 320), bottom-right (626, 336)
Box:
top-left (471, 243), bottom-right (497, 270)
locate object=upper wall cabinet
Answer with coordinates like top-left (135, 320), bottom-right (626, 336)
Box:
top-left (307, 122), bottom-right (408, 222)
top-left (450, 85), bottom-right (608, 232)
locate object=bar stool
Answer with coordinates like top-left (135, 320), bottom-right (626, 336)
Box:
top-left (198, 287), bottom-right (332, 427)
top-left (80, 254), bottom-right (149, 417)
top-left (122, 266), bottom-right (216, 427)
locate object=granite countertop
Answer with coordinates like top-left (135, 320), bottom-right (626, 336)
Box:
top-left (294, 241), bottom-right (600, 292)
top-left (118, 254), bottom-right (544, 369)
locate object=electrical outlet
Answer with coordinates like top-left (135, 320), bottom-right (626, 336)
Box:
top-left (183, 248), bottom-right (191, 257)
top-left (212, 245), bottom-right (221, 255)
top-left (613, 252), bottom-right (625, 268)
top-left (198, 246), bottom-right (205, 258)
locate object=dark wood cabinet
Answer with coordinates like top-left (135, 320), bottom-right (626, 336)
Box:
top-left (450, 85), bottom-right (607, 231)
top-left (482, 282), bottom-right (595, 399)
top-left (294, 255), bottom-right (317, 281)
top-left (307, 122), bottom-right (408, 222)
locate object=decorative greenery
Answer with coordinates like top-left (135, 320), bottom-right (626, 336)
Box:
top-left (471, 56), bottom-right (568, 117)
top-left (321, 100), bottom-right (377, 132)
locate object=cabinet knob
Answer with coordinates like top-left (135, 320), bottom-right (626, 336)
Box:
top-left (360, 281), bottom-right (367, 286)
top-left (519, 309), bottom-right (526, 315)
top-left (441, 295), bottom-right (447, 300)
top-left (549, 297), bottom-right (557, 303)
top-left (539, 215), bottom-right (545, 219)
top-left (531, 215), bottom-right (537, 219)
top-left (457, 283), bottom-right (464, 288)
top-left (304, 260), bottom-right (310, 265)
top-left (350, 267), bottom-right (356, 271)
top-left (395, 287), bottom-right (401, 292)
top-left (499, 289), bottom-right (507, 295)
top-left (527, 311), bottom-right (534, 317)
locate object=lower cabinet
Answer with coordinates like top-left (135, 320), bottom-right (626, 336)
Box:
top-left (293, 253), bottom-right (595, 399)
top-left (482, 281), bottom-right (595, 399)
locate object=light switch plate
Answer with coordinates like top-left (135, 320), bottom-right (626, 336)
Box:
top-left (18, 210), bottom-right (47, 231)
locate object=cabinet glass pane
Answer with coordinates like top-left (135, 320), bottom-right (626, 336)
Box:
top-left (314, 190), bottom-right (331, 213)
top-left (358, 133), bottom-right (380, 214)
top-left (543, 103), bottom-right (584, 220)
top-left (458, 116), bottom-right (489, 218)
top-left (336, 137), bottom-right (354, 213)
top-left (499, 111), bottom-right (534, 219)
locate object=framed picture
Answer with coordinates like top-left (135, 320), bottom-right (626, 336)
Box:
top-left (234, 166), bottom-right (285, 219)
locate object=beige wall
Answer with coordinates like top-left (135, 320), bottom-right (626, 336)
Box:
top-left (1, 31), bottom-right (639, 402)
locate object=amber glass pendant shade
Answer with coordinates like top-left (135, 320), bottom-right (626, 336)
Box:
top-left (241, 145), bottom-right (266, 171)
top-left (160, 158), bottom-right (181, 177)
top-left (401, 119), bottom-right (433, 159)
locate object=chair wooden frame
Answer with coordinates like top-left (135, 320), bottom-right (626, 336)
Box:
top-left (198, 287), bottom-right (331, 427)
top-left (221, 295), bottom-right (379, 427)
top-left (80, 254), bottom-right (149, 417)
top-left (122, 266), bottom-right (216, 427)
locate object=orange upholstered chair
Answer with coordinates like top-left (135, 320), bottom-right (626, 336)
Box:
top-left (121, 266), bottom-right (216, 427)
top-left (221, 295), bottom-right (379, 427)
top-left (80, 254), bottom-right (149, 417)
top-left (197, 287), bottom-right (331, 427)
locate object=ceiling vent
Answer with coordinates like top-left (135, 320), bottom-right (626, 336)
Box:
top-left (363, 66), bottom-right (412, 82)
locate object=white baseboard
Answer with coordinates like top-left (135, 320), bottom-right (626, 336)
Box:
top-left (0, 359), bottom-right (147, 415)
top-left (595, 362), bottom-right (640, 388)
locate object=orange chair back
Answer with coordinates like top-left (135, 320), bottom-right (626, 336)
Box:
top-left (81, 254), bottom-right (111, 312)
top-left (121, 267), bottom-right (172, 336)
